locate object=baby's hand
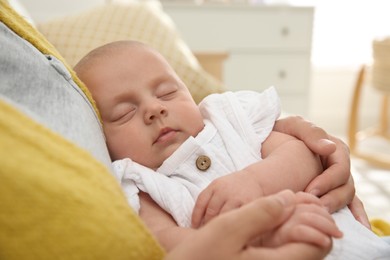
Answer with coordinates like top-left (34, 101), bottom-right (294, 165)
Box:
top-left (262, 192), bottom-right (343, 248)
top-left (191, 170), bottom-right (263, 228)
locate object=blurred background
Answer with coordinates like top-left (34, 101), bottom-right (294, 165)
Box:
top-left (18, 0), bottom-right (390, 221)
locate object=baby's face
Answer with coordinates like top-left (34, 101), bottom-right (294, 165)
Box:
top-left (81, 44), bottom-right (204, 169)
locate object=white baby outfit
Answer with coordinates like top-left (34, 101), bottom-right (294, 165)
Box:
top-left (113, 87), bottom-right (280, 226)
top-left (113, 87), bottom-right (390, 259)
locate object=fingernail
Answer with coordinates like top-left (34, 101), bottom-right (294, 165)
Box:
top-left (323, 205), bottom-right (330, 213)
top-left (319, 139), bottom-right (335, 146)
top-left (358, 217), bottom-right (372, 230)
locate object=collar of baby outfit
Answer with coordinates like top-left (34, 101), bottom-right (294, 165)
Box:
top-left (158, 120), bottom-right (217, 175)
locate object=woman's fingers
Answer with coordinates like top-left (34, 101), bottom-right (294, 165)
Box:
top-left (348, 196), bottom-right (371, 229)
top-left (222, 190), bottom-right (296, 241)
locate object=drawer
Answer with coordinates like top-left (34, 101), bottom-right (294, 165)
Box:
top-left (163, 5), bottom-right (314, 51)
top-left (224, 53), bottom-right (311, 95)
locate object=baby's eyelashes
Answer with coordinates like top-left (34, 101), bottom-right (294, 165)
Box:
top-left (158, 90), bottom-right (177, 100)
top-left (155, 82), bottom-right (178, 100)
top-left (110, 107), bottom-right (136, 124)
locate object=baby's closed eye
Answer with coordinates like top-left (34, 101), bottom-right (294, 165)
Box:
top-left (110, 105), bottom-right (136, 124)
top-left (155, 83), bottom-right (178, 100)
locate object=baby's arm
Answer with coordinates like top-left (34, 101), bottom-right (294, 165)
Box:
top-left (138, 191), bottom-right (195, 251)
top-left (192, 130), bottom-right (323, 227)
top-left (255, 130), bottom-right (323, 194)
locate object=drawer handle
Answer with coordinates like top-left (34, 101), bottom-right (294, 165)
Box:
top-left (278, 70), bottom-right (287, 79)
top-left (281, 27), bottom-right (290, 37)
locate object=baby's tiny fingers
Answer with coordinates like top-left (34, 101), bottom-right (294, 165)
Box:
top-left (290, 210), bottom-right (343, 239)
top-left (295, 191), bottom-right (323, 205)
top-left (202, 196), bottom-right (226, 225)
top-left (288, 225), bottom-right (333, 248)
top-left (192, 189), bottom-right (213, 228)
top-left (219, 201), bottom-right (243, 215)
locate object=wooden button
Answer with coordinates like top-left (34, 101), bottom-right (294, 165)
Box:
top-left (196, 155), bottom-right (211, 171)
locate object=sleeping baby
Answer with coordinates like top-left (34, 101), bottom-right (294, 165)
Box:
top-left (75, 40), bottom-right (390, 259)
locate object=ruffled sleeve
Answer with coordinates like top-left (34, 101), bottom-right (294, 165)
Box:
top-left (112, 158), bottom-right (142, 213)
top-left (112, 158), bottom-right (196, 227)
top-left (234, 87), bottom-right (281, 139)
top-left (199, 87), bottom-right (281, 164)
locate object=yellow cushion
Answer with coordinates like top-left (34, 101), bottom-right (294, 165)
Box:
top-left (371, 219), bottom-right (390, 237)
top-left (0, 97), bottom-right (165, 260)
top-left (0, 1), bottom-right (164, 258)
top-left (37, 2), bottom-right (224, 103)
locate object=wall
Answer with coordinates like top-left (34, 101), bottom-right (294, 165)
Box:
top-left (18, 0), bottom-right (105, 23)
top-left (309, 66), bottom-right (382, 136)
top-left (307, 0), bottom-right (390, 136)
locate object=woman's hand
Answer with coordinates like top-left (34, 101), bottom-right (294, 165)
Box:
top-left (167, 190), bottom-right (331, 260)
top-left (273, 116), bottom-right (370, 229)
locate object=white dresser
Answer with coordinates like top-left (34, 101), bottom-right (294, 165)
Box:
top-left (162, 3), bottom-right (314, 115)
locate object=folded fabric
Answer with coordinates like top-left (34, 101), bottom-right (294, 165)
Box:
top-left (326, 208), bottom-right (390, 259)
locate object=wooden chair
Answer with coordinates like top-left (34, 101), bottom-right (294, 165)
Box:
top-left (348, 65), bottom-right (390, 168)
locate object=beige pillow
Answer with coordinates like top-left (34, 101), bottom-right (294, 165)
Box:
top-left (37, 2), bottom-right (224, 103)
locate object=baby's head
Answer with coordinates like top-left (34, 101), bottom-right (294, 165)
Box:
top-left (74, 41), bottom-right (204, 169)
